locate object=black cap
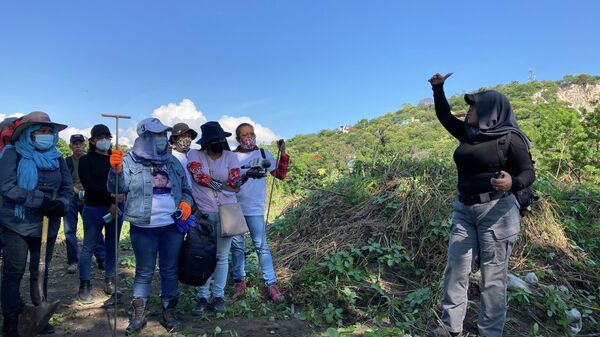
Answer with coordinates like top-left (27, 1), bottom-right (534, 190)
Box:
top-left (70, 134), bottom-right (85, 143)
top-left (169, 122), bottom-right (198, 143)
top-left (91, 124), bottom-right (111, 138)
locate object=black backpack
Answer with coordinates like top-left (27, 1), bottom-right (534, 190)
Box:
top-left (497, 132), bottom-right (537, 214)
top-left (178, 211), bottom-right (217, 286)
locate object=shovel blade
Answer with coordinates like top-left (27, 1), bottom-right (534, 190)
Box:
top-left (18, 300), bottom-right (60, 337)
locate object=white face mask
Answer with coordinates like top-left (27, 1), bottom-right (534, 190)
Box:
top-left (96, 139), bottom-right (112, 151)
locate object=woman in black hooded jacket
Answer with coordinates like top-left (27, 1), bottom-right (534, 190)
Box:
top-left (427, 73), bottom-right (535, 337)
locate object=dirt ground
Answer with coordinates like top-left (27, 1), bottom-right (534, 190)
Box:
top-left (1, 237), bottom-right (316, 337)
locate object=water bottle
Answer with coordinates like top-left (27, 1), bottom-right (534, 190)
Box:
top-left (103, 213), bottom-right (113, 223)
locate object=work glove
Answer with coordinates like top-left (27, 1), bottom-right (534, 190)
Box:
top-left (109, 150), bottom-right (123, 173)
top-left (40, 197), bottom-right (65, 217)
top-left (177, 201), bottom-right (192, 221)
top-left (48, 200), bottom-right (66, 217)
top-left (173, 213), bottom-right (196, 234)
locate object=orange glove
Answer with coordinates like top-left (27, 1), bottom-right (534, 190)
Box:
top-left (178, 201), bottom-right (191, 221)
top-left (110, 150), bottom-right (123, 173)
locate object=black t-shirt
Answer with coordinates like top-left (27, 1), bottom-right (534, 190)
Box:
top-left (79, 151), bottom-right (113, 206)
top-left (433, 84), bottom-right (535, 195)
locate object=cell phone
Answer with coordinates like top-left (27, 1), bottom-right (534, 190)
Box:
top-left (492, 171), bottom-right (503, 179)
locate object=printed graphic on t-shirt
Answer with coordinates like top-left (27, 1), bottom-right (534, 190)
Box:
top-left (152, 167), bottom-right (172, 194)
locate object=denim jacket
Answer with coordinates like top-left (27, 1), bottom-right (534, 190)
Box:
top-left (0, 147), bottom-right (73, 237)
top-left (107, 152), bottom-right (193, 227)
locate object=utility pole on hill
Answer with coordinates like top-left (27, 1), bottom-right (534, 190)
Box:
top-left (528, 69), bottom-right (536, 82)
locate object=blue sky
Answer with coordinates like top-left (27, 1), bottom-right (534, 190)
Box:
top-left (1, 1), bottom-right (598, 144)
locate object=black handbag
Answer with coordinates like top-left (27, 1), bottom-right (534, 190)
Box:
top-left (178, 211), bottom-right (217, 286)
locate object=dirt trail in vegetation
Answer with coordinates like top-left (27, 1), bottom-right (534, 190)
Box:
top-left (3, 239), bottom-right (315, 337)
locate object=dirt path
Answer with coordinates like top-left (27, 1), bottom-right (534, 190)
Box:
top-left (3, 239), bottom-right (316, 337)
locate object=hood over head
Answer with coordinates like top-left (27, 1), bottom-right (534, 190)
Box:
top-left (463, 90), bottom-right (531, 148)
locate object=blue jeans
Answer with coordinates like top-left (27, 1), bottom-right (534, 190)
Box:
top-left (197, 212), bottom-right (233, 299)
top-left (64, 199), bottom-right (106, 265)
top-left (78, 205), bottom-right (123, 281)
top-left (231, 215), bottom-right (277, 285)
top-left (130, 223), bottom-right (183, 303)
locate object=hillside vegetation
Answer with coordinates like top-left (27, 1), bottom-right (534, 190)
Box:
top-left (268, 74), bottom-right (600, 336)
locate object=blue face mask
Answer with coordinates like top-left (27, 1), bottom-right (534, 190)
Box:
top-left (34, 134), bottom-right (55, 151)
top-left (155, 136), bottom-right (168, 153)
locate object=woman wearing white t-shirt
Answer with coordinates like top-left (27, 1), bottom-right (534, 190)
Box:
top-left (169, 122), bottom-right (197, 187)
top-left (187, 121), bottom-right (242, 315)
top-left (230, 123), bottom-right (289, 303)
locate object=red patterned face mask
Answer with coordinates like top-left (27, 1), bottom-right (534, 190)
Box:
top-left (240, 136), bottom-right (257, 150)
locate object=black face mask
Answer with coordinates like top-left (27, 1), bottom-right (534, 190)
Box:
top-left (208, 142), bottom-right (225, 154)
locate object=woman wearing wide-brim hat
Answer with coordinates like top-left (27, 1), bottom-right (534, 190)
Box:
top-left (0, 111), bottom-right (73, 336)
top-left (186, 121), bottom-right (242, 315)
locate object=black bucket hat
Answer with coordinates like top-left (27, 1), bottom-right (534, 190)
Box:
top-left (196, 121), bottom-right (232, 146)
top-left (169, 122), bottom-right (198, 143)
top-left (11, 111), bottom-right (67, 141)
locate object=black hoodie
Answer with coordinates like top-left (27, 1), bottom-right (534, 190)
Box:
top-left (432, 83), bottom-right (535, 195)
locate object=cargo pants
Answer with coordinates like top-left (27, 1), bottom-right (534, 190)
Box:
top-left (440, 193), bottom-right (520, 337)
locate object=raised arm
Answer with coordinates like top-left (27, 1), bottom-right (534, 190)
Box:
top-left (429, 73), bottom-right (466, 140)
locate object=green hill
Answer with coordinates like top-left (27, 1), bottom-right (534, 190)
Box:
top-left (268, 74), bottom-right (600, 336)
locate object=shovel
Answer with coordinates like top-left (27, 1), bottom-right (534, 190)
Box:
top-left (19, 187), bottom-right (61, 337)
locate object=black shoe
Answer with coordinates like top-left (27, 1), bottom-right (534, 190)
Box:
top-left (78, 280), bottom-right (93, 303)
top-left (104, 277), bottom-right (116, 295)
top-left (210, 297), bottom-right (225, 312)
top-left (160, 298), bottom-right (182, 332)
top-left (2, 315), bottom-right (20, 337)
top-left (125, 298), bottom-right (147, 335)
top-left (191, 297), bottom-right (208, 316)
top-left (39, 323), bottom-right (55, 335)
top-left (96, 259), bottom-right (105, 270)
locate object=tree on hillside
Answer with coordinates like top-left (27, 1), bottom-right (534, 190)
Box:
top-left (56, 138), bottom-right (71, 157)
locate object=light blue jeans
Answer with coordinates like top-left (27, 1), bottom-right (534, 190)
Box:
top-left (196, 212), bottom-right (233, 299)
top-left (231, 215), bottom-right (277, 285)
top-left (441, 193), bottom-right (520, 337)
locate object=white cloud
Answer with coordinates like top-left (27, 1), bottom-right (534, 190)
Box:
top-left (55, 98), bottom-right (281, 148)
top-left (218, 115), bottom-right (281, 145)
top-left (59, 125), bottom-right (138, 148)
top-left (118, 126), bottom-right (138, 148)
top-left (0, 112), bottom-right (25, 120)
top-left (59, 126), bottom-right (93, 143)
top-left (152, 99), bottom-right (208, 134)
